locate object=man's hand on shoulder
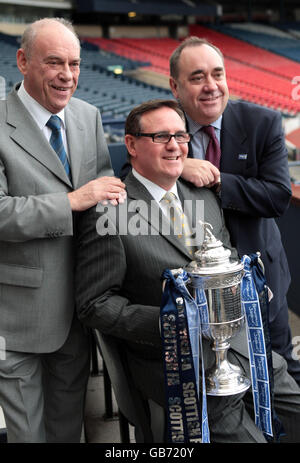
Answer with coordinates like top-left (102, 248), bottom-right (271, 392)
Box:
top-left (68, 176), bottom-right (126, 211)
top-left (182, 158), bottom-right (220, 188)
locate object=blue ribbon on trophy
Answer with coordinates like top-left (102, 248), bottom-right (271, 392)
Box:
top-left (160, 253), bottom-right (284, 443)
top-left (160, 269), bottom-right (210, 443)
top-left (241, 254), bottom-right (273, 437)
top-left (241, 254), bottom-right (284, 442)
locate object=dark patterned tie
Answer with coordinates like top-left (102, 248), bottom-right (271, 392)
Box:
top-left (201, 125), bottom-right (221, 169)
top-left (47, 115), bottom-right (71, 179)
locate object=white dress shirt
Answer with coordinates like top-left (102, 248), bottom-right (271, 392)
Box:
top-left (132, 168), bottom-right (182, 215)
top-left (17, 81), bottom-right (69, 156)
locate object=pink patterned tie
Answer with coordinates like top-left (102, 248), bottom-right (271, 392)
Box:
top-left (201, 125), bottom-right (221, 169)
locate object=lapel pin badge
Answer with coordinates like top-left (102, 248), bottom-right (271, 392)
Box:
top-left (238, 153), bottom-right (248, 160)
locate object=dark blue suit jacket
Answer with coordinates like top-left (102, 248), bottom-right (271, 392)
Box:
top-left (188, 100), bottom-right (292, 322)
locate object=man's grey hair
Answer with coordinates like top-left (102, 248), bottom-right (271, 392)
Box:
top-left (21, 17), bottom-right (80, 58)
top-left (170, 36), bottom-right (224, 80)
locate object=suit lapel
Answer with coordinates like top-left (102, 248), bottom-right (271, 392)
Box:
top-left (186, 101), bottom-right (248, 173)
top-left (185, 117), bottom-right (194, 159)
top-left (65, 102), bottom-right (84, 188)
top-left (220, 101), bottom-right (248, 173)
top-left (177, 180), bottom-right (197, 229)
top-left (125, 173), bottom-right (192, 259)
top-left (7, 88), bottom-right (72, 187)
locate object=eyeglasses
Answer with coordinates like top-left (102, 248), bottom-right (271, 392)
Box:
top-left (132, 132), bottom-right (191, 144)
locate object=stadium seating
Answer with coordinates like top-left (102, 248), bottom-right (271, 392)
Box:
top-left (0, 34), bottom-right (22, 94)
top-left (85, 31), bottom-right (300, 115)
top-left (189, 24), bottom-right (300, 79)
top-left (212, 23), bottom-right (300, 63)
top-left (77, 65), bottom-right (172, 118)
top-left (83, 37), bottom-right (175, 75)
top-left (0, 33), bottom-right (172, 130)
top-left (277, 22), bottom-right (300, 39)
top-left (1, 25), bottom-right (300, 122)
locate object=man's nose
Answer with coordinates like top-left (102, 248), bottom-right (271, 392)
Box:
top-left (203, 75), bottom-right (218, 91)
top-left (59, 64), bottom-right (73, 80)
top-left (166, 135), bottom-right (179, 148)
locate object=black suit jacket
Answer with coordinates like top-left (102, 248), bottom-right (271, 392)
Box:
top-left (188, 100), bottom-right (291, 322)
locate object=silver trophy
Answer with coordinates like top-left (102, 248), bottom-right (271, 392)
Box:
top-left (186, 222), bottom-right (250, 396)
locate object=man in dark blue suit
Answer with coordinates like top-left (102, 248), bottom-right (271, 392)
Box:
top-left (169, 36), bottom-right (300, 384)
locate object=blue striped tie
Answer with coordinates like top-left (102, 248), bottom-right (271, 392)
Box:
top-left (47, 115), bottom-right (71, 179)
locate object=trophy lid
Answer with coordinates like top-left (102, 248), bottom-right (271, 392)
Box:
top-left (186, 221), bottom-right (243, 276)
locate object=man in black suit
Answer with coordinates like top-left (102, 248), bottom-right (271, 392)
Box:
top-left (76, 99), bottom-right (300, 443)
top-left (169, 36), bottom-right (300, 384)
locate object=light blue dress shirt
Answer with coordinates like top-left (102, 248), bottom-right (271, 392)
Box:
top-left (186, 114), bottom-right (222, 160)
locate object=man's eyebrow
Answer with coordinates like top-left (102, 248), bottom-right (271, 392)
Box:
top-left (44, 55), bottom-right (81, 62)
top-left (213, 66), bottom-right (225, 72)
top-left (45, 55), bottom-right (62, 60)
top-left (190, 66), bottom-right (224, 77)
top-left (190, 69), bottom-right (204, 77)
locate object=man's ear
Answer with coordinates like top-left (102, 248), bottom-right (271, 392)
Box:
top-left (169, 77), bottom-right (178, 98)
top-left (124, 134), bottom-right (137, 158)
top-left (16, 49), bottom-right (28, 75)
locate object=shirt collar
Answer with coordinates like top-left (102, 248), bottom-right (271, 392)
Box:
top-left (132, 168), bottom-right (179, 203)
top-left (186, 113), bottom-right (222, 135)
top-left (17, 81), bottom-right (66, 130)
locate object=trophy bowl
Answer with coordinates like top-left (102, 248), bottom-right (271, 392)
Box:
top-left (186, 222), bottom-right (251, 396)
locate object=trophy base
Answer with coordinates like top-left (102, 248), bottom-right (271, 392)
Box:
top-left (206, 363), bottom-right (251, 396)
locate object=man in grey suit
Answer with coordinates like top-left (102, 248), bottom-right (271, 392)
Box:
top-left (0, 18), bottom-right (125, 442)
top-left (76, 99), bottom-right (300, 443)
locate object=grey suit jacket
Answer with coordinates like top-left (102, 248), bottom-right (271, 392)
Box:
top-left (76, 172), bottom-right (243, 404)
top-left (0, 85), bottom-right (113, 353)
